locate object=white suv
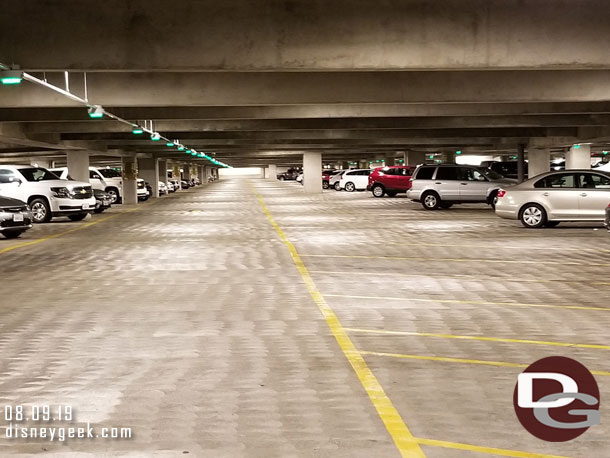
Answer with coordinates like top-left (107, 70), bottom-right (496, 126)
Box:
top-left (339, 169), bottom-right (372, 191)
top-left (50, 166), bottom-right (122, 204)
top-left (0, 165), bottom-right (95, 223)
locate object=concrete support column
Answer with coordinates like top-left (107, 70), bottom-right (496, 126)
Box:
top-left (359, 160), bottom-right (369, 169)
top-left (517, 144), bottom-right (526, 183)
top-left (121, 155), bottom-right (138, 205)
top-left (158, 159), bottom-right (168, 184)
top-left (66, 151), bottom-right (90, 183)
top-left (566, 144), bottom-right (591, 169)
top-left (528, 147), bottom-right (550, 178)
top-left (445, 152), bottom-right (456, 164)
top-left (403, 151), bottom-right (427, 166)
top-left (303, 152), bottom-right (322, 193)
top-left (260, 167), bottom-right (266, 178)
top-left (266, 164), bottom-right (277, 180)
top-left (172, 164), bottom-right (182, 189)
top-left (138, 157), bottom-right (159, 198)
top-left (384, 154), bottom-right (395, 167)
top-left (183, 165), bottom-right (191, 181)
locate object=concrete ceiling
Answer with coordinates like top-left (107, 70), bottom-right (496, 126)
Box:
top-left (2, 0), bottom-right (610, 167)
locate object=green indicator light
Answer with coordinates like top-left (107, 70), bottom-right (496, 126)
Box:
top-left (604, 151), bottom-right (609, 155)
top-left (456, 150), bottom-right (462, 155)
top-left (574, 144), bottom-right (581, 149)
top-left (166, 142), bottom-right (175, 147)
top-left (177, 146), bottom-right (185, 151)
top-left (88, 112), bottom-right (104, 119)
top-left (429, 155), bottom-right (434, 159)
top-left (1, 76), bottom-right (22, 85)
top-left (132, 127), bottom-right (144, 135)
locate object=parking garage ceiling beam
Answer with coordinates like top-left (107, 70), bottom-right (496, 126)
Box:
top-left (2, 71), bottom-right (610, 108)
top-left (3, 0), bottom-right (610, 71)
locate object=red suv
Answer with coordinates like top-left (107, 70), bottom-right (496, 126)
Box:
top-left (367, 166), bottom-right (415, 197)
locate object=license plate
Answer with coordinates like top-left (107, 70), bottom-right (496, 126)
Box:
top-left (82, 203), bottom-right (90, 210)
top-left (13, 214), bottom-right (24, 222)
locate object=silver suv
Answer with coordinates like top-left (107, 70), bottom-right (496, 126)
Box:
top-left (407, 164), bottom-right (515, 210)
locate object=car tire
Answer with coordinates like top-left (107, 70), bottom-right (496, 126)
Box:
top-left (322, 181), bottom-right (329, 189)
top-left (334, 182), bottom-right (341, 191)
top-left (421, 192), bottom-right (441, 210)
top-left (2, 230), bottom-right (24, 239)
top-left (372, 184), bottom-right (385, 197)
top-left (543, 221), bottom-right (560, 228)
top-left (29, 198), bottom-right (52, 223)
top-left (344, 182), bottom-right (356, 192)
top-left (279, 176), bottom-right (285, 181)
top-left (488, 191), bottom-right (499, 209)
top-left (519, 204), bottom-right (547, 228)
top-left (386, 191), bottom-right (398, 197)
top-left (106, 187), bottom-right (121, 204)
top-left (440, 202), bottom-right (453, 209)
top-left (68, 213), bottom-right (88, 222)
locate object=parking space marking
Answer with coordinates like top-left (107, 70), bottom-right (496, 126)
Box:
top-left (325, 293), bottom-right (610, 312)
top-left (251, 185), bottom-right (426, 458)
top-left (310, 269), bottom-right (610, 287)
top-left (360, 350), bottom-right (610, 377)
top-left (301, 253), bottom-right (610, 267)
top-left (0, 206), bottom-right (143, 256)
top-left (345, 327), bottom-right (610, 350)
top-left (415, 437), bottom-right (572, 458)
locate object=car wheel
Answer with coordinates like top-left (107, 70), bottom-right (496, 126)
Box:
top-left (344, 182), bottom-right (356, 192)
top-left (372, 184), bottom-right (385, 197)
top-left (322, 181), bottom-right (329, 189)
top-left (489, 191), bottom-right (499, 209)
top-left (29, 198), bottom-right (52, 223)
top-left (421, 192), bottom-right (441, 210)
top-left (334, 182), bottom-right (341, 191)
top-left (106, 187), bottom-right (120, 204)
top-left (279, 176), bottom-right (285, 181)
top-left (2, 230), bottom-right (24, 239)
top-left (520, 204), bottom-right (547, 228)
top-left (68, 213), bottom-right (88, 222)
top-left (386, 191), bottom-right (398, 197)
top-left (543, 221), bottom-right (560, 228)
top-left (440, 202), bottom-right (453, 209)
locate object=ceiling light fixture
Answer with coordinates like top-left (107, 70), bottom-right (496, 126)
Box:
top-left (151, 132), bottom-right (161, 141)
top-left (88, 105), bottom-right (104, 119)
top-left (0, 70), bottom-right (23, 85)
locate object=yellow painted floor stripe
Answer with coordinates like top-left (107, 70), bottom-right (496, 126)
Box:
top-left (250, 184), bottom-right (426, 458)
top-left (360, 350), bottom-right (610, 377)
top-left (325, 293), bottom-right (610, 312)
top-left (345, 327), bottom-right (610, 350)
top-left (0, 206), bottom-right (143, 255)
top-left (309, 269), bottom-right (610, 287)
top-left (301, 253), bottom-right (610, 267)
top-left (415, 437), bottom-right (572, 458)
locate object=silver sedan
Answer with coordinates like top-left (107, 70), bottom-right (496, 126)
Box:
top-left (495, 169), bottom-right (610, 228)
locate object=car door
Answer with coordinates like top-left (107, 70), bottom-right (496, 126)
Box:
top-left (393, 168), bottom-right (412, 191)
top-left (459, 167), bottom-right (490, 201)
top-left (577, 172), bottom-right (610, 220)
top-left (533, 173), bottom-right (580, 219)
top-left (89, 170), bottom-right (106, 191)
top-left (356, 170), bottom-right (371, 189)
top-left (0, 168), bottom-right (25, 201)
top-left (433, 167), bottom-right (461, 200)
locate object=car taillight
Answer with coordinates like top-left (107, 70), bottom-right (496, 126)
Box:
top-left (497, 189), bottom-right (506, 198)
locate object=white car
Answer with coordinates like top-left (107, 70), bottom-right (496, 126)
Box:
top-left (166, 181), bottom-right (175, 193)
top-left (50, 166), bottom-right (107, 192)
top-left (159, 181), bottom-right (168, 195)
top-left (339, 169), bottom-right (372, 192)
top-left (0, 165), bottom-right (95, 223)
top-left (330, 171), bottom-right (347, 190)
top-left (137, 178), bottom-right (149, 201)
top-left (496, 169), bottom-right (610, 228)
top-left (97, 168), bottom-right (123, 204)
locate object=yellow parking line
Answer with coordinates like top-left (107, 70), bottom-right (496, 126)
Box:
top-left (325, 293), bottom-right (610, 312)
top-left (310, 269), bottom-right (609, 287)
top-left (0, 206), bottom-right (142, 255)
top-left (360, 350), bottom-right (610, 377)
top-left (415, 437), bottom-right (572, 458)
top-left (301, 253), bottom-right (610, 267)
top-left (345, 327), bottom-right (610, 350)
top-left (251, 184), bottom-right (426, 458)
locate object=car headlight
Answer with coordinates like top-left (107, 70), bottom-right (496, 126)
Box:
top-left (50, 187), bottom-right (74, 198)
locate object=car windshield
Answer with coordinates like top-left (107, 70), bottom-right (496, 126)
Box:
top-left (99, 169), bottom-right (121, 178)
top-left (482, 168), bottom-right (504, 180)
top-left (19, 167), bottom-right (60, 182)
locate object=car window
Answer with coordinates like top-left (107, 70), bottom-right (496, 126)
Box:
top-left (99, 169), bottom-right (121, 178)
top-left (415, 166), bottom-right (435, 180)
top-left (578, 173), bottom-right (610, 189)
top-left (18, 167), bottom-right (59, 182)
top-left (460, 167), bottom-right (487, 181)
top-left (534, 173), bottom-right (577, 188)
top-left (0, 169), bottom-right (18, 184)
top-left (436, 167), bottom-right (460, 180)
top-left (89, 170), bottom-right (102, 179)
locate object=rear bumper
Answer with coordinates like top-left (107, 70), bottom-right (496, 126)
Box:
top-left (406, 190), bottom-right (421, 201)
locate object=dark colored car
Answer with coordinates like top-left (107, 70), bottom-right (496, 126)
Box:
top-left (181, 180), bottom-right (190, 189)
top-left (0, 196), bottom-right (33, 239)
top-left (93, 189), bottom-right (112, 214)
top-left (277, 168), bottom-right (301, 181)
top-left (480, 161), bottom-right (528, 180)
top-left (322, 170), bottom-right (338, 189)
top-left (367, 165), bottom-right (416, 197)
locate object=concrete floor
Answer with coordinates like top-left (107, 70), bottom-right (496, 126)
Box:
top-left (1, 178), bottom-right (609, 457)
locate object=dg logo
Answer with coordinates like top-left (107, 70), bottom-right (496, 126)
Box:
top-left (514, 356), bottom-right (600, 442)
